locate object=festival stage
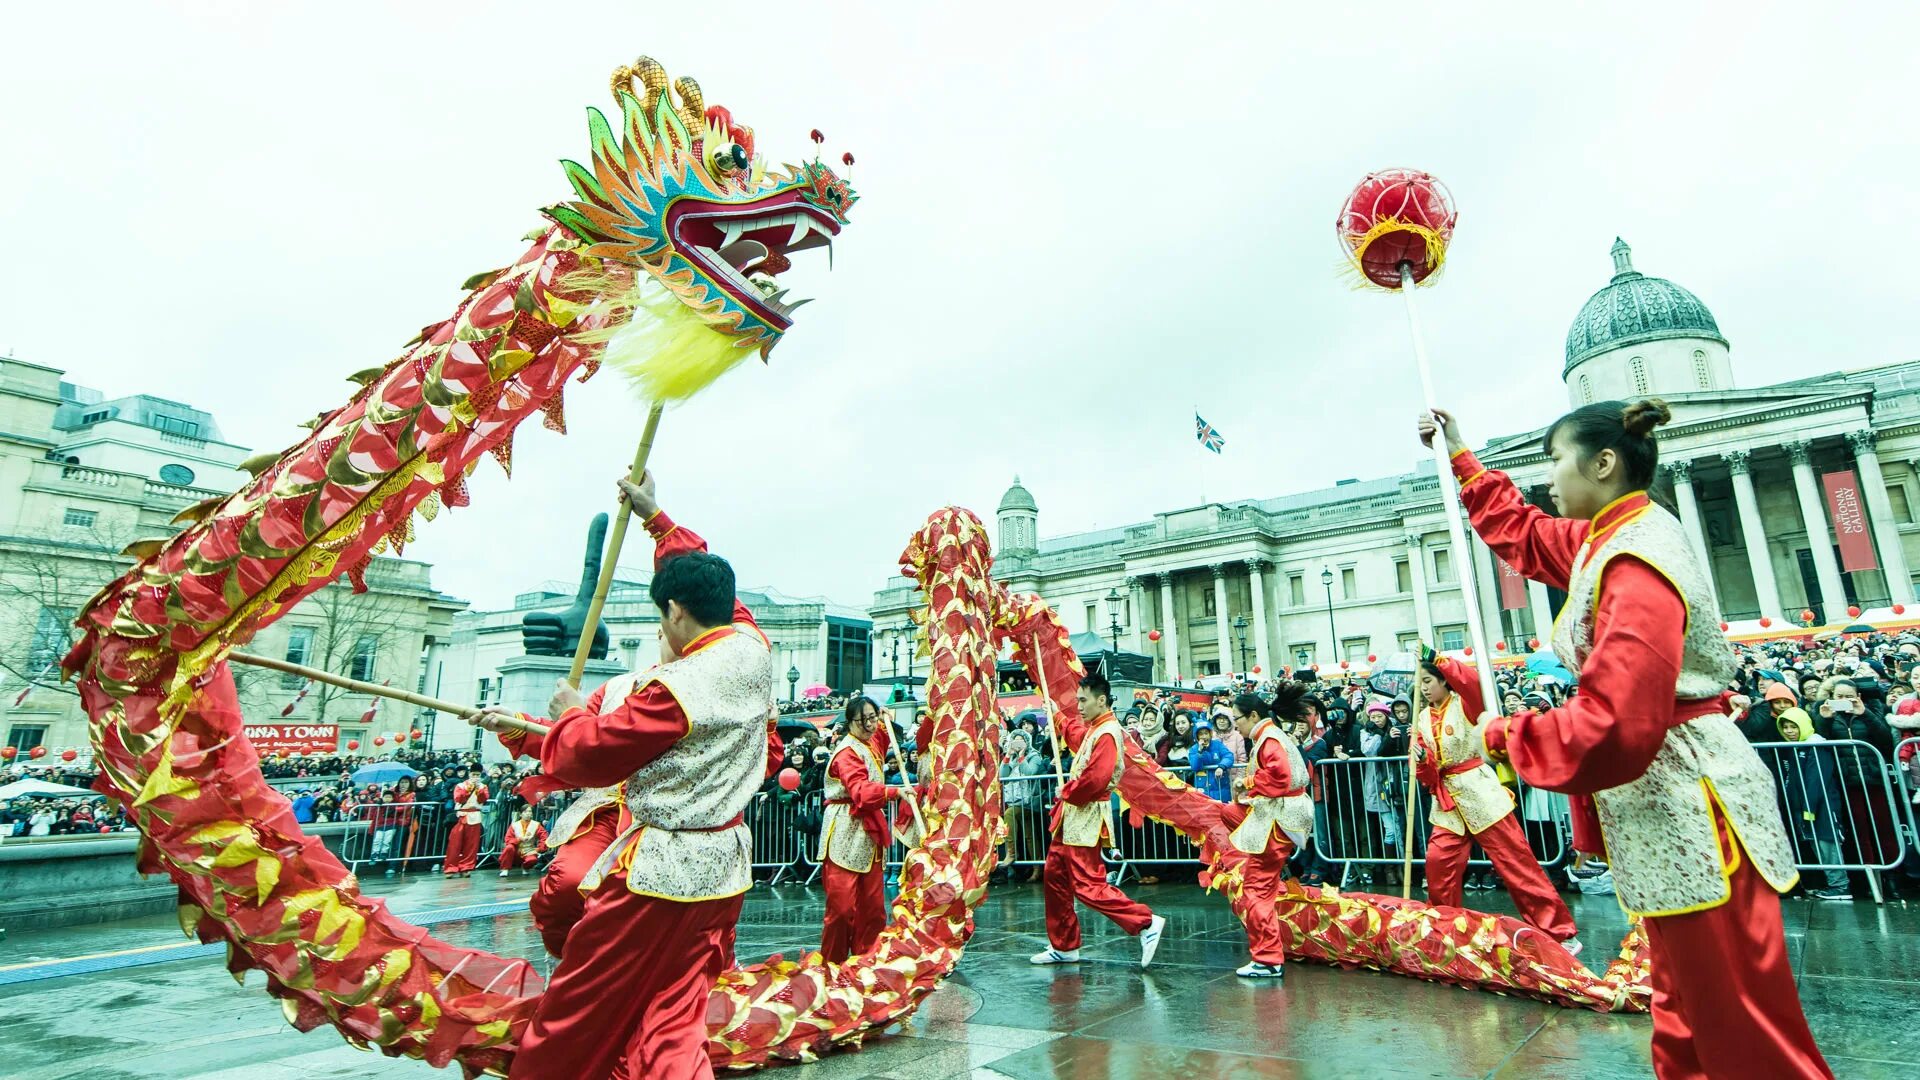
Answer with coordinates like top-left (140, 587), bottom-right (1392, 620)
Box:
top-left (2, 874), bottom-right (1913, 1079)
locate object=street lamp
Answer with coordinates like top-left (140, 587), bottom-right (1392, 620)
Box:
top-left (1321, 566), bottom-right (1338, 665)
top-left (1104, 587), bottom-right (1124, 656)
top-left (1231, 613), bottom-right (1251, 675)
top-left (787, 663), bottom-right (800, 703)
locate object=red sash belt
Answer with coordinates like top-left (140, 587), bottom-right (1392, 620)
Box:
top-left (1420, 756), bottom-right (1485, 813)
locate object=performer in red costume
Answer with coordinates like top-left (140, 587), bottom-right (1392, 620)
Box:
top-left (1412, 647), bottom-right (1579, 952)
top-left (1030, 673), bottom-right (1166, 968)
top-left (1421, 401), bottom-right (1831, 1079)
top-left (497, 806), bottom-right (549, 876)
top-left (1222, 685), bottom-right (1315, 978)
top-left (442, 767), bottom-right (488, 877)
top-left (817, 696), bottom-right (903, 962)
top-left (474, 470), bottom-right (773, 1080)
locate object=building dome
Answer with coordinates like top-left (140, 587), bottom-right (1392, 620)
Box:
top-left (998, 476), bottom-right (1037, 514)
top-left (1563, 239), bottom-right (1726, 376)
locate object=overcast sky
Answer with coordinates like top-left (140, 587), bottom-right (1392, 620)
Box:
top-left (3, 3), bottom-right (1915, 613)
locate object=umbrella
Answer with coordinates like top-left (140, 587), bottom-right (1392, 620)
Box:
top-left (0, 778), bottom-right (105, 801)
top-left (1842, 623), bottom-right (1874, 635)
top-left (803, 683), bottom-right (831, 698)
top-left (350, 762), bottom-right (420, 786)
top-left (1524, 649), bottom-right (1574, 683)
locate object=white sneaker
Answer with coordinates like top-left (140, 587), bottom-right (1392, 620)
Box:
top-left (497, 869), bottom-right (509, 878)
top-left (1140, 914), bottom-right (1167, 969)
top-left (1029, 947), bottom-right (1080, 965)
top-left (1562, 937), bottom-right (1584, 958)
top-left (1236, 960), bottom-right (1284, 979)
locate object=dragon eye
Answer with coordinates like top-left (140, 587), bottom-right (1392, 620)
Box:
top-left (707, 141), bottom-right (747, 175)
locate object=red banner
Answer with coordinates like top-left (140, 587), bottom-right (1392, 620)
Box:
top-left (1821, 470), bottom-right (1878, 572)
top-left (244, 723), bottom-right (339, 755)
top-left (1496, 556), bottom-right (1529, 611)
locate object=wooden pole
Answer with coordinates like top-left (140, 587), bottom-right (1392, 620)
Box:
top-left (227, 653), bottom-right (549, 737)
top-left (886, 723), bottom-right (927, 839)
top-left (1028, 634), bottom-right (1071, 783)
top-left (567, 402), bottom-right (666, 687)
top-left (1404, 679), bottom-right (1422, 900)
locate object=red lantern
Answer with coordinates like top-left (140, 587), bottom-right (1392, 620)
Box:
top-left (1147, 629), bottom-right (1162, 642)
top-left (1848, 605), bottom-right (1862, 618)
top-left (1527, 638), bottom-right (1540, 650)
top-left (60, 749), bottom-right (77, 762)
top-left (1337, 168), bottom-right (1457, 289)
top-left (1311, 664), bottom-right (1321, 672)
top-left (1367, 653), bottom-right (1378, 663)
top-left (410, 728), bottom-right (423, 742)
top-left (1759, 617), bottom-right (1772, 628)
top-left (778, 767), bottom-right (801, 792)
top-left (98, 825), bottom-right (111, 834)
top-left (346, 739), bottom-right (360, 751)
top-left (0, 746), bottom-right (15, 761)
top-left (1800, 609), bottom-right (1816, 625)
top-left (1464, 646), bottom-right (1474, 657)
top-left (1494, 641), bottom-right (1507, 652)
top-left (1339, 661), bottom-right (1350, 670)
top-left (373, 735), bottom-right (386, 747)
top-left (1719, 621), bottom-right (1729, 632)
top-left (1895, 604), bottom-right (1908, 616)
top-left (1252, 666), bottom-right (1262, 675)
top-left (29, 745), bottom-right (46, 759)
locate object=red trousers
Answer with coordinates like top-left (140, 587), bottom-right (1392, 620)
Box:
top-left (1221, 805), bottom-right (1293, 966)
top-left (510, 883), bottom-right (742, 1080)
top-left (1426, 812), bottom-right (1576, 941)
top-left (499, 840), bottom-right (536, 871)
top-left (443, 819), bottom-right (482, 875)
top-left (1043, 840), bottom-right (1154, 950)
top-left (819, 859), bottom-right (886, 963)
top-left (530, 809), bottom-right (617, 958)
top-left (1638, 815), bottom-right (1832, 1079)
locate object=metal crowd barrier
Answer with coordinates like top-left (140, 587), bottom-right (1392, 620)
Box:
top-left (747, 789), bottom-right (821, 885)
top-left (1749, 738), bottom-right (1911, 903)
top-left (339, 799), bottom-right (450, 874)
top-left (1900, 737), bottom-right (1920, 866)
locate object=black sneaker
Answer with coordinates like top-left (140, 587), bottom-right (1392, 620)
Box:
top-left (1807, 888), bottom-right (1853, 901)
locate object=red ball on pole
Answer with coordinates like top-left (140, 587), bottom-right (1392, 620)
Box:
top-left (778, 767), bottom-right (801, 792)
top-left (1336, 169), bottom-right (1458, 289)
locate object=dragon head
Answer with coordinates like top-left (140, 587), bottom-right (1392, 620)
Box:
top-left (545, 57), bottom-right (856, 359)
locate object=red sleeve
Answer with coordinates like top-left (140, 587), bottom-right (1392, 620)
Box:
top-left (645, 510), bottom-right (759, 634)
top-left (1452, 449), bottom-right (1587, 591)
top-left (497, 685), bottom-right (609, 760)
top-left (1058, 731), bottom-right (1115, 806)
top-left (1248, 738), bottom-right (1295, 798)
top-left (764, 723), bottom-right (784, 779)
top-left (1483, 557), bottom-right (1685, 793)
top-left (830, 746), bottom-right (893, 812)
top-left (535, 680), bottom-right (689, 789)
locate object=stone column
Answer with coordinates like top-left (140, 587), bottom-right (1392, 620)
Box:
top-left (1126, 575), bottom-right (1148, 655)
top-left (1210, 564), bottom-right (1233, 675)
top-left (1527, 580), bottom-right (1554, 645)
top-left (1663, 460), bottom-right (1715, 588)
top-left (1406, 532), bottom-right (1435, 644)
top-left (1848, 430), bottom-right (1914, 604)
top-left (1159, 575), bottom-right (1181, 682)
top-left (1472, 539), bottom-right (1507, 651)
top-left (1247, 559), bottom-right (1273, 674)
top-left (1785, 440), bottom-right (1847, 620)
top-left (1723, 450), bottom-right (1783, 620)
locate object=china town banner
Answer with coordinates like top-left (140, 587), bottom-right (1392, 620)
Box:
top-left (243, 723), bottom-right (340, 755)
top-left (1496, 555), bottom-right (1529, 611)
top-left (1821, 470), bottom-right (1879, 572)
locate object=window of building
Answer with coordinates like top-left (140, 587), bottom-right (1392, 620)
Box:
top-left (1693, 349), bottom-right (1712, 389)
top-left (62, 507), bottom-right (96, 528)
top-left (1200, 660), bottom-right (1221, 677)
top-left (153, 415), bottom-right (201, 439)
top-left (1890, 484), bottom-right (1914, 525)
top-left (1578, 373), bottom-right (1592, 404)
top-left (1629, 357), bottom-right (1648, 395)
top-left (349, 635), bottom-right (378, 682)
top-left (1202, 589), bottom-right (1217, 618)
top-left (1085, 602), bottom-right (1098, 630)
top-left (282, 627), bottom-right (314, 689)
top-left (1394, 559), bottom-right (1412, 594)
top-left (1343, 639), bottom-right (1370, 663)
top-left (1432, 548), bottom-right (1454, 584)
top-left (1287, 574), bottom-right (1305, 606)
top-left (27, 607), bottom-right (74, 672)
top-left (1438, 625), bottom-right (1467, 651)
top-left (1291, 643), bottom-right (1315, 668)
top-left (824, 619), bottom-right (871, 692)
top-left (477, 677), bottom-right (492, 706)
top-left (80, 409), bottom-right (111, 425)
top-left (6, 725), bottom-right (48, 752)
top-left (1397, 632), bottom-right (1421, 653)
top-left (158, 463), bottom-right (196, 486)
top-left (1340, 566), bottom-right (1357, 599)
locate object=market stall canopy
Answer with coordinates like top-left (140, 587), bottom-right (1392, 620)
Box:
top-left (0, 778), bottom-right (103, 801)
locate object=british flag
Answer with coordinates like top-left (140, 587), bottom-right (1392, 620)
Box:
top-left (1195, 413), bottom-right (1225, 454)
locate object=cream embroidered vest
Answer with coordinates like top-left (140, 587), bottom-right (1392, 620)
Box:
top-left (1229, 721), bottom-right (1315, 855)
top-left (1553, 501), bottom-right (1799, 916)
top-left (819, 734), bottom-right (887, 872)
top-left (1059, 717), bottom-right (1123, 847)
top-left (1417, 695), bottom-right (1515, 837)
top-left (580, 629), bottom-right (772, 901)
top-left (545, 785), bottom-right (621, 850)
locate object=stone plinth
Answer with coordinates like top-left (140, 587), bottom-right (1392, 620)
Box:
top-left (496, 654), bottom-right (626, 721)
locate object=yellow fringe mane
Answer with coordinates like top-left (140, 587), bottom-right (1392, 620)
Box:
top-left (562, 269), bottom-right (759, 403)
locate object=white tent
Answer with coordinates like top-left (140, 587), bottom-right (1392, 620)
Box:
top-left (0, 778), bottom-right (103, 801)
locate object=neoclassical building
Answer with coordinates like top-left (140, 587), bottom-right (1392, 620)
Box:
top-left (869, 240), bottom-right (1920, 680)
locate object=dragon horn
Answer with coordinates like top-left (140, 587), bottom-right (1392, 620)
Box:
top-left (673, 76), bottom-right (706, 138)
top-left (611, 56), bottom-right (669, 114)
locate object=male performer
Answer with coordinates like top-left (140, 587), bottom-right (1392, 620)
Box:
top-left (473, 470), bottom-right (770, 1080)
top-left (1413, 647), bottom-right (1580, 955)
top-left (1223, 686), bottom-right (1315, 978)
top-left (1030, 673), bottom-right (1166, 968)
top-left (443, 767), bottom-right (488, 877)
top-left (498, 805), bottom-right (548, 877)
top-left (818, 696), bottom-right (902, 961)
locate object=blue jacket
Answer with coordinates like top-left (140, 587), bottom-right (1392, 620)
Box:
top-left (1188, 740), bottom-right (1236, 802)
top-left (291, 795), bottom-right (317, 824)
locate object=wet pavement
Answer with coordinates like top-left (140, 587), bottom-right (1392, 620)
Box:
top-left (2, 870), bottom-right (1916, 1079)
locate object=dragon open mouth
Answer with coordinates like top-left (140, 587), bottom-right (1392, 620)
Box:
top-left (669, 192), bottom-right (840, 329)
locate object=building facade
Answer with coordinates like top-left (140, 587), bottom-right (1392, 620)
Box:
top-left (0, 355), bottom-right (466, 755)
top-left (869, 240), bottom-right (1920, 679)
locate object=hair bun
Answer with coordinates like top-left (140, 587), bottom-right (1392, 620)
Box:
top-left (1621, 398), bottom-right (1672, 438)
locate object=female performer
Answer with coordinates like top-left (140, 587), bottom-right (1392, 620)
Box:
top-left (1419, 399), bottom-right (1829, 1078)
